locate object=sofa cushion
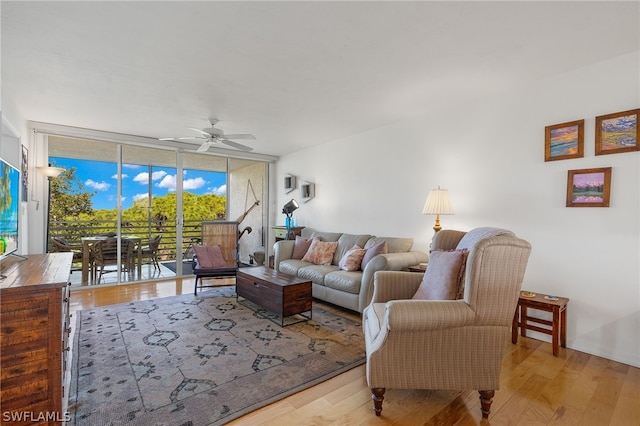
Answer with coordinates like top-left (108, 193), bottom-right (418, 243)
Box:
top-left (302, 238), bottom-right (339, 265)
top-left (338, 245), bottom-right (367, 271)
top-left (279, 259), bottom-right (313, 276)
top-left (292, 235), bottom-right (313, 259)
top-left (309, 231), bottom-right (343, 242)
top-left (297, 264), bottom-right (340, 285)
top-left (193, 245), bottom-right (227, 268)
top-left (365, 236), bottom-right (413, 253)
top-left (412, 249), bottom-right (468, 300)
top-left (324, 270), bottom-right (362, 294)
top-left (361, 241), bottom-right (388, 269)
top-left (333, 234), bottom-right (372, 265)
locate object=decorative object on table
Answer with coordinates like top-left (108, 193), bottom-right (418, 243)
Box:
top-left (544, 119), bottom-right (584, 161)
top-left (69, 287), bottom-right (365, 426)
top-left (21, 145), bottom-right (28, 201)
top-left (283, 173), bottom-right (296, 193)
top-left (36, 165), bottom-right (65, 253)
top-left (252, 250), bottom-right (265, 265)
top-left (282, 198), bottom-right (299, 239)
top-left (422, 185), bottom-right (454, 232)
top-left (566, 167), bottom-right (612, 207)
top-left (299, 180), bottom-right (315, 202)
top-left (595, 108), bottom-right (639, 156)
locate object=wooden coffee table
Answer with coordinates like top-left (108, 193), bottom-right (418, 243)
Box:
top-left (236, 266), bottom-right (312, 326)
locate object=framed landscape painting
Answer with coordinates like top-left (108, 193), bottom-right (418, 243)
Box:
top-left (545, 119), bottom-right (584, 161)
top-left (566, 167), bottom-right (611, 207)
top-left (595, 108), bottom-right (639, 156)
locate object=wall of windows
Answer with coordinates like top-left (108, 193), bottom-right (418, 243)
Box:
top-left (47, 135), bottom-right (269, 287)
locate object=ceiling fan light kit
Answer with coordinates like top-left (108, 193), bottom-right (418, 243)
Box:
top-left (160, 118), bottom-right (255, 152)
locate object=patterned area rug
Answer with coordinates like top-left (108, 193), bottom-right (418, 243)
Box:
top-left (69, 287), bottom-right (365, 425)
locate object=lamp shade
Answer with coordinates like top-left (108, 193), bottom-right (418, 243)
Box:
top-left (422, 186), bottom-right (454, 215)
top-left (282, 199), bottom-right (299, 215)
top-left (37, 166), bottom-right (65, 179)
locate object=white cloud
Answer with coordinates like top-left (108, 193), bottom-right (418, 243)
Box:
top-left (85, 179), bottom-right (110, 191)
top-left (133, 193), bottom-right (148, 202)
top-left (157, 174), bottom-right (177, 191)
top-left (134, 170), bottom-right (167, 184)
top-left (184, 177), bottom-right (206, 190)
top-left (156, 174), bottom-right (207, 192)
top-left (210, 184), bottom-right (226, 195)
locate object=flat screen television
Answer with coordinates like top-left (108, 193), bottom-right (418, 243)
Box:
top-left (0, 156), bottom-right (20, 259)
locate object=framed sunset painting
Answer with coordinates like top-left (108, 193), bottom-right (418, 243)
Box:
top-left (566, 167), bottom-right (611, 207)
top-left (595, 108), bottom-right (640, 155)
top-left (545, 119), bottom-right (584, 161)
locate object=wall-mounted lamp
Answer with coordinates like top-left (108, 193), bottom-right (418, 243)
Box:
top-left (282, 199), bottom-right (299, 239)
top-left (37, 166), bottom-right (65, 252)
top-left (422, 186), bottom-right (454, 232)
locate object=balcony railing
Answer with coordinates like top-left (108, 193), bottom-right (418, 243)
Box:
top-left (48, 218), bottom-right (209, 262)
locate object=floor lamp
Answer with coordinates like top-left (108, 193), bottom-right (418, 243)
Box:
top-left (37, 166), bottom-right (65, 253)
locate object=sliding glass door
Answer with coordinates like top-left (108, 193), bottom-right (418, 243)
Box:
top-left (47, 135), bottom-right (269, 287)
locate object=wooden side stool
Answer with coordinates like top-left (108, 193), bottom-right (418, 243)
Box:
top-left (512, 291), bottom-right (569, 356)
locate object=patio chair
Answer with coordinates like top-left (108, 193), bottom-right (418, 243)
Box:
top-left (93, 238), bottom-right (135, 283)
top-left (51, 236), bottom-right (85, 274)
top-left (141, 234), bottom-right (162, 271)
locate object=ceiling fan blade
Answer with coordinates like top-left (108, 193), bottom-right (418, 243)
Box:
top-left (222, 133), bottom-right (256, 140)
top-left (186, 127), bottom-right (213, 137)
top-left (196, 141), bottom-right (213, 152)
top-left (160, 136), bottom-right (204, 141)
top-left (220, 139), bottom-right (253, 152)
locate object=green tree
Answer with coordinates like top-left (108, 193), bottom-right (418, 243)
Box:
top-left (50, 167), bottom-right (95, 220)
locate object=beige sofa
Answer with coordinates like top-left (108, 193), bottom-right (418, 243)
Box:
top-left (273, 229), bottom-right (429, 313)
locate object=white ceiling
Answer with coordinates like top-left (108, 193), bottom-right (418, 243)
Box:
top-left (2, 1), bottom-right (639, 157)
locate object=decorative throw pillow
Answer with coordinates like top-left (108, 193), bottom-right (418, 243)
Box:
top-left (338, 245), bottom-right (367, 271)
top-left (193, 245), bottom-right (227, 268)
top-left (361, 241), bottom-right (388, 269)
top-left (302, 238), bottom-right (338, 265)
top-left (292, 236), bottom-right (313, 259)
top-left (412, 249), bottom-right (468, 300)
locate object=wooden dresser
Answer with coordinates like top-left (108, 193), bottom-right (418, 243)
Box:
top-left (0, 253), bottom-right (73, 425)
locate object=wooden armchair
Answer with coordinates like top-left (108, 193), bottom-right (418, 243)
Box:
top-left (362, 228), bottom-right (532, 419)
top-left (193, 221), bottom-right (239, 295)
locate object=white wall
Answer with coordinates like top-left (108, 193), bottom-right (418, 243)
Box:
top-left (276, 51), bottom-right (640, 367)
top-left (1, 100), bottom-right (32, 256)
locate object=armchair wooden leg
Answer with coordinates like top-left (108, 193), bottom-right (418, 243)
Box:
top-left (479, 390), bottom-right (495, 419)
top-left (371, 388), bottom-right (385, 416)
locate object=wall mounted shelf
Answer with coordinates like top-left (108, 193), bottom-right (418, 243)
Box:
top-left (300, 181), bottom-right (315, 202)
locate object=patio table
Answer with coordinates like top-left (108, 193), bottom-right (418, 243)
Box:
top-left (81, 236), bottom-right (142, 284)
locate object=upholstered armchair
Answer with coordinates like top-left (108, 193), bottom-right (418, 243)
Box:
top-left (362, 228), bottom-right (531, 419)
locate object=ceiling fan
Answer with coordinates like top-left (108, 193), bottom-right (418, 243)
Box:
top-left (160, 118), bottom-right (255, 152)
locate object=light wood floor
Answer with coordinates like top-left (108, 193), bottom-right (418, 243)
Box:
top-left (69, 278), bottom-right (639, 426)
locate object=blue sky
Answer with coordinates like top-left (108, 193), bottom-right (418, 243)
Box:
top-left (50, 157), bottom-right (226, 210)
